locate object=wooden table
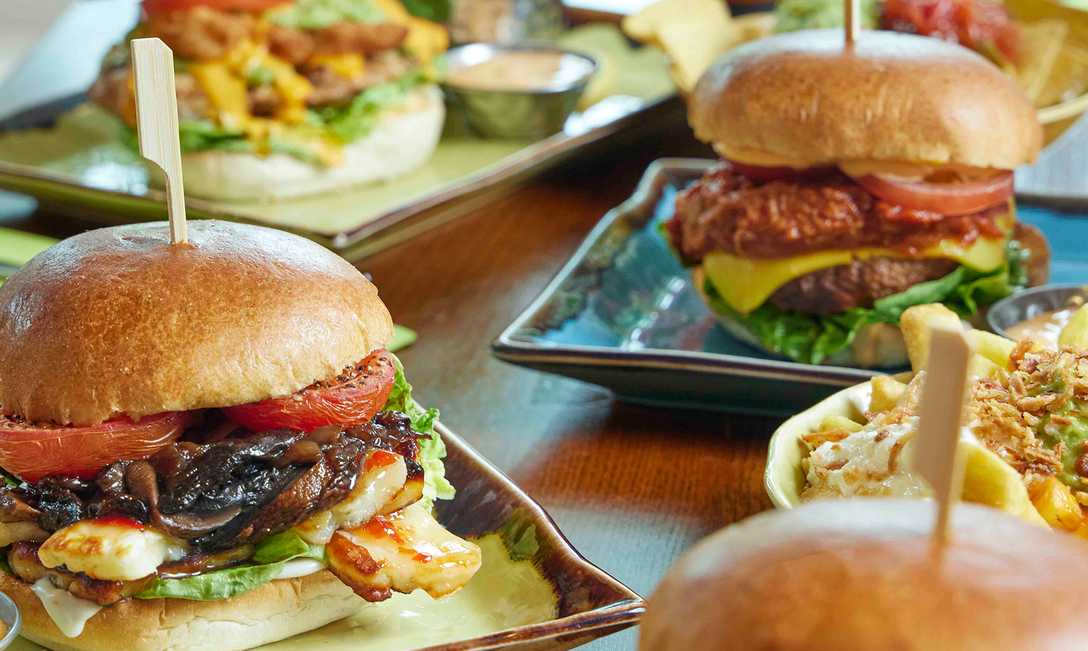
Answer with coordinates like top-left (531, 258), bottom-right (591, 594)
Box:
top-left (0, 108), bottom-right (773, 649)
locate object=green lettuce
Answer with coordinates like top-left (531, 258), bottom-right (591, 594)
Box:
top-left (704, 241), bottom-right (1028, 366)
top-left (135, 531), bottom-right (323, 601)
top-left (310, 73), bottom-right (425, 143)
top-left (384, 354), bottom-right (454, 508)
top-left (266, 0), bottom-right (385, 29)
top-left (774, 0), bottom-right (879, 32)
top-left (177, 120), bottom-right (251, 153)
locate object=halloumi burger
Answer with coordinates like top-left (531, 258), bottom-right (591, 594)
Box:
top-left (667, 29), bottom-right (1050, 367)
top-left (0, 221), bottom-right (480, 650)
top-left (642, 499), bottom-right (1088, 651)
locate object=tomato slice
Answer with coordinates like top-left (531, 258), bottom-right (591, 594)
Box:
top-left (852, 171), bottom-right (1013, 216)
top-left (0, 412), bottom-right (191, 482)
top-left (225, 350), bottom-right (397, 433)
top-left (142, 0), bottom-right (291, 13)
top-left (727, 161), bottom-right (834, 183)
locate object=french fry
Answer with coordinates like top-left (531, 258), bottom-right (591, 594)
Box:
top-left (1059, 304), bottom-right (1088, 351)
top-left (869, 375), bottom-right (907, 414)
top-left (1014, 20), bottom-right (1068, 104)
top-left (966, 353), bottom-right (1002, 380)
top-left (1030, 476), bottom-right (1083, 532)
top-left (622, 0), bottom-right (745, 93)
top-left (899, 304), bottom-right (963, 373)
top-left (818, 414), bottom-right (864, 434)
top-left (966, 330), bottom-right (1015, 369)
top-left (961, 443), bottom-right (1047, 527)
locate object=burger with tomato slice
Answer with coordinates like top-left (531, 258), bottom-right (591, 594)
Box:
top-left (0, 220), bottom-right (480, 650)
top-left (667, 29), bottom-right (1051, 367)
top-left (89, 0), bottom-right (449, 200)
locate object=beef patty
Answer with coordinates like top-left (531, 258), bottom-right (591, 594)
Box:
top-left (768, 257), bottom-right (959, 314)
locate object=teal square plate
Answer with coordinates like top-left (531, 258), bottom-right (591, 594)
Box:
top-left (492, 158), bottom-right (1088, 416)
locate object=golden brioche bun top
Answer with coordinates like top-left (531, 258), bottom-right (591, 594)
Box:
top-left (0, 220), bottom-right (393, 425)
top-left (690, 30), bottom-right (1042, 170)
top-left (641, 499), bottom-right (1088, 651)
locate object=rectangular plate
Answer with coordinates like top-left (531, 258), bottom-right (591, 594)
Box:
top-left (11, 421), bottom-right (642, 651)
top-left (492, 158), bottom-right (1088, 416)
top-left (0, 24), bottom-right (675, 258)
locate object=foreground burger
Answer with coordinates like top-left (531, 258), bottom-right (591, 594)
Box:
top-left (89, 0), bottom-right (448, 200)
top-left (641, 499), bottom-right (1088, 650)
top-left (0, 221), bottom-right (480, 649)
top-left (667, 29), bottom-right (1050, 367)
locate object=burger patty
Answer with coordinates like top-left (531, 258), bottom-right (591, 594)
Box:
top-left (670, 164), bottom-right (1007, 261)
top-left (768, 258), bottom-right (959, 314)
top-left (0, 412), bottom-right (423, 553)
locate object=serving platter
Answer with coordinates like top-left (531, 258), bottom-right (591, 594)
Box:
top-left (5, 419), bottom-right (642, 651)
top-left (492, 159), bottom-right (1088, 416)
top-left (0, 13), bottom-right (676, 258)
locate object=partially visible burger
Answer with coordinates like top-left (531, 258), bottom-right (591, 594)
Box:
top-left (0, 221), bottom-right (480, 650)
top-left (89, 0), bottom-right (449, 200)
top-left (641, 499), bottom-right (1088, 651)
top-left (667, 29), bottom-right (1050, 368)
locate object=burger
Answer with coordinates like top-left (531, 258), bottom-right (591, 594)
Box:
top-left (0, 221), bottom-right (480, 649)
top-left (666, 29), bottom-right (1051, 368)
top-left (89, 0), bottom-right (449, 200)
top-left (641, 499), bottom-right (1088, 651)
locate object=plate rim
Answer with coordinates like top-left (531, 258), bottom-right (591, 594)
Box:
top-left (491, 157), bottom-right (881, 390)
top-left (426, 420), bottom-right (645, 650)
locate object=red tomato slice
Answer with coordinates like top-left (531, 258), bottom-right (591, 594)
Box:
top-left (142, 0), bottom-right (290, 13)
top-left (225, 350), bottom-right (397, 433)
top-left (852, 172), bottom-right (1013, 216)
top-left (0, 412), bottom-right (191, 482)
top-left (728, 160), bottom-right (834, 183)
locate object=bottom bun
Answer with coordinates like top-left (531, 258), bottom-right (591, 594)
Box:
top-left (5, 570), bottom-right (364, 651)
top-left (692, 268), bottom-right (908, 368)
top-left (180, 85), bottom-right (445, 201)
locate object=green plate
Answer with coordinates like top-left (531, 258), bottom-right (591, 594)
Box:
top-left (0, 26), bottom-right (673, 258)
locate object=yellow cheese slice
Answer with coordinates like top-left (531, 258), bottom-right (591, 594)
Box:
top-left (190, 62), bottom-right (250, 131)
top-left (703, 206), bottom-right (1015, 315)
top-left (310, 53), bottom-right (367, 80)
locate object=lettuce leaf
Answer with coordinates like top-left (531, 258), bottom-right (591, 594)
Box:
top-left (704, 241), bottom-right (1027, 366)
top-left (135, 531), bottom-right (323, 601)
top-left (384, 355), bottom-right (454, 508)
top-left (266, 0), bottom-right (385, 29)
top-left (310, 72), bottom-right (425, 143)
top-left (177, 120), bottom-right (252, 153)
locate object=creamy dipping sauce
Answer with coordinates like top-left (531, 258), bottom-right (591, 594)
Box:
top-left (1006, 302), bottom-right (1083, 349)
top-left (445, 51), bottom-right (592, 92)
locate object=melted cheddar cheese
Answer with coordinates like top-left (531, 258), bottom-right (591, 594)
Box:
top-left (704, 205), bottom-right (1015, 315)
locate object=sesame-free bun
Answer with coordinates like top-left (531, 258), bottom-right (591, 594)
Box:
top-left (0, 220), bottom-right (393, 425)
top-left (181, 85), bottom-right (443, 201)
top-left (5, 569), bottom-right (363, 651)
top-left (690, 30), bottom-right (1042, 170)
top-left (641, 499), bottom-right (1088, 651)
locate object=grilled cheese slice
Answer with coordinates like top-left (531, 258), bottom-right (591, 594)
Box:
top-left (37, 519), bottom-right (187, 582)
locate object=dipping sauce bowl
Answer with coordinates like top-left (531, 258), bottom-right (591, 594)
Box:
top-left (441, 43), bottom-right (597, 139)
top-left (988, 283), bottom-right (1088, 348)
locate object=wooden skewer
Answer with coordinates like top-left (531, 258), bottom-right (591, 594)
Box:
top-left (844, 0), bottom-right (861, 46)
top-left (913, 323), bottom-right (973, 546)
top-left (131, 37), bottom-right (188, 245)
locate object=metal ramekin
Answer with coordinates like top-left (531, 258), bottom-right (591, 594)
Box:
top-left (441, 43), bottom-right (597, 140)
top-left (0, 590), bottom-right (21, 649)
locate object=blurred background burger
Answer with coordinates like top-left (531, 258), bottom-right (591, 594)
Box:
top-left (89, 0), bottom-right (449, 200)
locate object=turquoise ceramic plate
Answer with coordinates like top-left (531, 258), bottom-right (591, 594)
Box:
top-left (492, 158), bottom-right (1088, 416)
